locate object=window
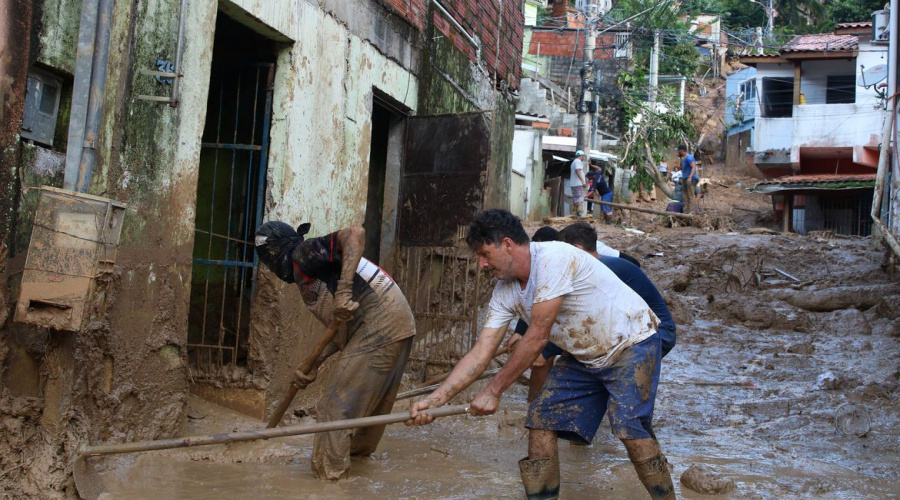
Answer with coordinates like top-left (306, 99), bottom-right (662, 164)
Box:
top-left (614, 32), bottom-right (631, 59)
top-left (21, 69), bottom-right (62, 146)
top-left (761, 77), bottom-right (793, 118)
top-left (740, 79), bottom-right (757, 100)
top-left (826, 75), bottom-right (856, 104)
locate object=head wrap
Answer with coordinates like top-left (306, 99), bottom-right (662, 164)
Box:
top-left (255, 221), bottom-right (311, 283)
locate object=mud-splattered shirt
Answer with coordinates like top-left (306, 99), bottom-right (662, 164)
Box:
top-left (484, 241), bottom-right (658, 368)
top-left (292, 232), bottom-right (416, 357)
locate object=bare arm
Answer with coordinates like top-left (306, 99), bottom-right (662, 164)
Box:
top-left (686, 161), bottom-right (697, 180)
top-left (406, 325), bottom-right (507, 425)
top-left (471, 296), bottom-right (563, 414)
top-left (332, 227), bottom-right (365, 320)
top-left (335, 226), bottom-right (365, 282)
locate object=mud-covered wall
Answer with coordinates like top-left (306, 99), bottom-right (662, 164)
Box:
top-left (244, 0), bottom-right (423, 415)
top-left (1, 0), bottom-right (215, 496)
top-left (417, 7), bottom-right (517, 212)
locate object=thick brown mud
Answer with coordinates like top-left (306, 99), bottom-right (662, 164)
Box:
top-left (97, 211), bottom-right (900, 498)
top-left (9, 175), bottom-right (900, 499)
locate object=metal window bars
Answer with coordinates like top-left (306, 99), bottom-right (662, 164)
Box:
top-left (187, 61), bottom-right (274, 369)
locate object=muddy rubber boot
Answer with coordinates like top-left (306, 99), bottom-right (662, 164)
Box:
top-left (632, 454), bottom-right (676, 499)
top-left (518, 456), bottom-right (560, 500)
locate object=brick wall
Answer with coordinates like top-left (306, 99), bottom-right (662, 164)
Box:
top-left (382, 0), bottom-right (428, 30)
top-left (430, 0), bottom-right (524, 89)
top-left (528, 30), bottom-right (620, 60)
top-left (377, 0), bottom-right (525, 89)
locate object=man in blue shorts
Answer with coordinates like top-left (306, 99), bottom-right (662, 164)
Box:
top-left (406, 210), bottom-right (675, 499)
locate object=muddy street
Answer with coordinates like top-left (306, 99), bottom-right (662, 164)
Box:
top-left (91, 206), bottom-right (900, 499)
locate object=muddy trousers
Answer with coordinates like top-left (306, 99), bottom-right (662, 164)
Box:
top-left (311, 337), bottom-right (413, 480)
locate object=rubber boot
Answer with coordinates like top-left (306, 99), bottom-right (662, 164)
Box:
top-left (632, 454), bottom-right (676, 499)
top-left (518, 455), bottom-right (560, 500)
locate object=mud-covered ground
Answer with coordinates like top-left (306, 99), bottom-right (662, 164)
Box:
top-left (83, 178), bottom-right (900, 498)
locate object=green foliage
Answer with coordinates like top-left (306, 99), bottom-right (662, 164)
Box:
top-left (608, 0), bottom-right (702, 79)
top-left (616, 76), bottom-right (696, 196)
top-left (712, 0), bottom-right (884, 33)
top-left (823, 0), bottom-right (886, 28)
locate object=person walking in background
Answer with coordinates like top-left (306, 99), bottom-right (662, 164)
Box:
top-left (586, 170), bottom-right (613, 221)
top-left (570, 150), bottom-right (588, 217)
top-left (677, 145), bottom-right (699, 214)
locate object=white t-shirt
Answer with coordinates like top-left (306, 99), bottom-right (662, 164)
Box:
top-left (484, 242), bottom-right (658, 368)
top-left (570, 158), bottom-right (584, 186)
top-left (596, 240), bottom-right (619, 258)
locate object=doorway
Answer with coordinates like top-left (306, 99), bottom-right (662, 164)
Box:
top-left (188, 14), bottom-right (276, 370)
top-left (363, 94), bottom-right (406, 265)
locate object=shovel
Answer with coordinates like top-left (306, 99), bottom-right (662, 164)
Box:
top-left (267, 320), bottom-right (342, 428)
top-left (74, 404), bottom-right (469, 500)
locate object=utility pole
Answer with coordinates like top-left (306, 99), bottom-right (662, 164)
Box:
top-left (576, 3), bottom-right (599, 156)
top-left (648, 30), bottom-right (660, 110)
top-left (755, 27), bottom-right (764, 54)
top-left (766, 0), bottom-right (774, 38)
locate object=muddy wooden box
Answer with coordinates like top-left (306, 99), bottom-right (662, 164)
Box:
top-left (14, 186), bottom-right (126, 331)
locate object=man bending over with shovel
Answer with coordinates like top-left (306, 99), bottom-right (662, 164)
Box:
top-left (406, 209), bottom-right (675, 499)
top-left (255, 222), bottom-right (416, 480)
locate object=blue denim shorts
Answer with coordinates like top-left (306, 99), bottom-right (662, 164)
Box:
top-left (526, 333), bottom-right (661, 443)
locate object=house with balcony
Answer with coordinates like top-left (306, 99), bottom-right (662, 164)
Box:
top-left (735, 21), bottom-right (890, 236)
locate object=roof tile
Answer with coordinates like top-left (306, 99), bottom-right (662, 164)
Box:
top-left (782, 34), bottom-right (857, 53)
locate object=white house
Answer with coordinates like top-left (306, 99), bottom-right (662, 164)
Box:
top-left (740, 22), bottom-right (889, 178)
top-left (738, 21), bottom-right (890, 236)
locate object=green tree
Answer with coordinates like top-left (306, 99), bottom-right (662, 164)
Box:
top-left (826, 0), bottom-right (887, 26)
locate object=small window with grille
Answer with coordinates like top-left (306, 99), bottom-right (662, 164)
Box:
top-left (21, 69), bottom-right (63, 147)
top-left (614, 32), bottom-right (631, 59)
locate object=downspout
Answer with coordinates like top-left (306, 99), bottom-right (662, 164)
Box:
top-left (170, 0), bottom-right (188, 107)
top-left (432, 0), bottom-right (481, 62)
top-left (64, 0), bottom-right (114, 192)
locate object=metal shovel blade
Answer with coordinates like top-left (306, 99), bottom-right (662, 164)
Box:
top-left (73, 455), bottom-right (106, 500)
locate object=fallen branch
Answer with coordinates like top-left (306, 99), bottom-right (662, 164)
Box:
top-left (594, 200), bottom-right (693, 221)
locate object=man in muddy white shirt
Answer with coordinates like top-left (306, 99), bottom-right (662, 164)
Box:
top-left (407, 209), bottom-right (675, 499)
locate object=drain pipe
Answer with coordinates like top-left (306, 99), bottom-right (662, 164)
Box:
top-left (64, 0), bottom-right (114, 193)
top-left (431, 0), bottom-right (481, 62)
top-left (170, 0), bottom-right (188, 106)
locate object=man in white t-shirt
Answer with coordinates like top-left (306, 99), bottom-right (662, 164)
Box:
top-left (570, 150), bottom-right (588, 217)
top-left (407, 210), bottom-right (675, 499)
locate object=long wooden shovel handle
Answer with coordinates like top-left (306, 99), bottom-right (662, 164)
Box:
top-left (267, 321), bottom-right (342, 428)
top-left (79, 405), bottom-right (469, 458)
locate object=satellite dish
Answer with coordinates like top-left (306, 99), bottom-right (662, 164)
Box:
top-left (858, 64), bottom-right (888, 88)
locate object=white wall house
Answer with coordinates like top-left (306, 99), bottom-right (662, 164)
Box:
top-left (740, 23), bottom-right (889, 178)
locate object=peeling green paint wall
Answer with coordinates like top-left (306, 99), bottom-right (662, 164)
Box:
top-left (417, 10), bottom-right (516, 212)
top-left (35, 0), bottom-right (81, 75)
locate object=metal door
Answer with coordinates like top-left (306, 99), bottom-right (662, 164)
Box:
top-left (188, 62), bottom-right (274, 368)
top-left (397, 111), bottom-right (494, 365)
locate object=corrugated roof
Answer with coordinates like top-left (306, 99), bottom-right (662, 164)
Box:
top-left (752, 174), bottom-right (876, 193)
top-left (782, 34), bottom-right (857, 53)
top-left (835, 21), bottom-right (872, 29)
top-left (756, 174), bottom-right (876, 186)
